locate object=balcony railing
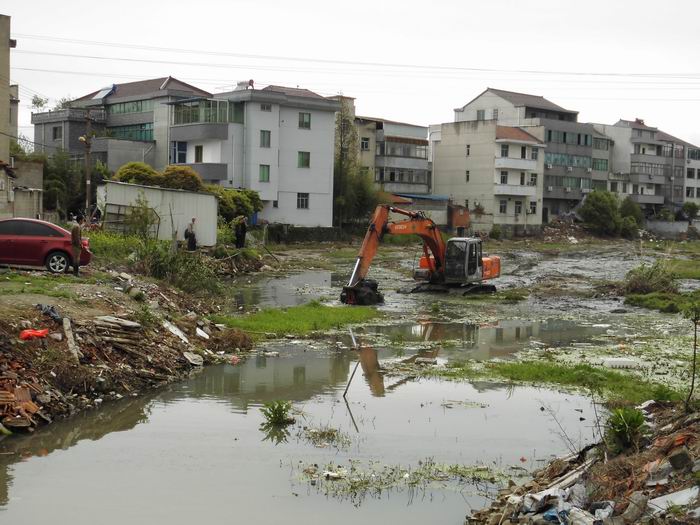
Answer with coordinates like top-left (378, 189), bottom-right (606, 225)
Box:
top-left (494, 184), bottom-right (537, 196)
top-left (31, 108), bottom-right (106, 124)
top-left (494, 157), bottom-right (537, 171)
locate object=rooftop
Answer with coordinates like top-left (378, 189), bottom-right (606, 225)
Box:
top-left (495, 125), bottom-right (543, 144)
top-left (74, 76), bottom-right (211, 103)
top-left (356, 115), bottom-right (427, 129)
top-left (260, 85), bottom-right (326, 100)
top-left (457, 88), bottom-right (578, 115)
top-left (615, 118), bottom-right (658, 131)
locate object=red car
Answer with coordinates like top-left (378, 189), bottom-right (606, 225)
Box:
top-left (0, 218), bottom-right (92, 273)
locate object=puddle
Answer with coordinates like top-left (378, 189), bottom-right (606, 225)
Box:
top-left (352, 318), bottom-right (608, 360)
top-left (0, 346), bottom-right (596, 524)
top-left (227, 270), bottom-right (343, 308)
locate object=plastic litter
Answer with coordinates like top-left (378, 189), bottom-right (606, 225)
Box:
top-left (183, 352), bottom-right (204, 366)
top-left (19, 329), bottom-right (49, 340)
top-left (568, 507), bottom-right (596, 525)
top-left (230, 355), bottom-right (241, 365)
top-left (163, 320), bottom-right (189, 344)
top-left (589, 501), bottom-right (614, 520)
top-left (648, 486), bottom-right (699, 515)
top-left (36, 304), bottom-right (62, 323)
top-left (195, 327), bottom-right (210, 340)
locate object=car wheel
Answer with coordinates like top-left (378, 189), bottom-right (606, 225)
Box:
top-left (46, 252), bottom-right (70, 273)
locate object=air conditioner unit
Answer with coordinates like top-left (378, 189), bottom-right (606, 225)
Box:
top-left (546, 164), bottom-right (553, 169)
top-left (586, 168), bottom-right (592, 173)
top-left (547, 186), bottom-right (554, 191)
top-left (567, 166), bottom-right (573, 172)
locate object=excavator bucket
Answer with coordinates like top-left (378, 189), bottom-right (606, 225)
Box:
top-left (340, 279), bottom-right (384, 305)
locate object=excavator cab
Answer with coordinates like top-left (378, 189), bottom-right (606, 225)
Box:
top-left (444, 237), bottom-right (483, 283)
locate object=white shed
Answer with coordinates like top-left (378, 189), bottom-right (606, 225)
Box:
top-left (96, 181), bottom-right (219, 247)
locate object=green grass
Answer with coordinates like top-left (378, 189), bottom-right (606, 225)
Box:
top-left (428, 361), bottom-right (680, 405)
top-left (625, 290), bottom-right (700, 313)
top-left (87, 231), bottom-right (142, 263)
top-left (210, 301), bottom-right (381, 336)
top-left (667, 258), bottom-right (700, 279)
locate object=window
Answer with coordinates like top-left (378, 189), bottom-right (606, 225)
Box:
top-left (499, 200), bottom-right (507, 214)
top-left (298, 112), bottom-right (311, 129)
top-left (466, 144), bottom-right (470, 156)
top-left (464, 199), bottom-right (469, 209)
top-left (688, 168), bottom-right (696, 179)
top-left (531, 147), bottom-right (538, 160)
top-left (514, 201), bottom-right (522, 215)
top-left (697, 188), bottom-right (700, 198)
top-left (194, 145), bottom-right (203, 163)
top-left (687, 187), bottom-right (695, 198)
top-left (501, 144), bottom-right (509, 157)
top-left (109, 123), bottom-right (154, 141)
top-left (297, 151), bottom-right (310, 168)
top-left (260, 103), bottom-right (272, 112)
top-left (273, 200), bottom-right (278, 208)
top-left (259, 164), bottom-right (270, 182)
top-left (610, 181), bottom-right (618, 192)
top-left (529, 201), bottom-right (537, 215)
top-left (260, 130), bottom-right (271, 148)
top-left (520, 172), bottom-right (526, 185)
top-left (529, 173), bottom-right (537, 186)
top-left (22, 222), bottom-right (62, 237)
top-left (465, 170), bottom-right (470, 183)
top-left (622, 183), bottom-right (628, 193)
top-left (492, 109), bottom-right (498, 120)
top-left (476, 109), bottom-right (485, 121)
top-left (593, 138), bottom-right (608, 150)
top-left (544, 152), bottom-right (592, 169)
top-left (592, 158), bottom-right (608, 171)
top-left (296, 192), bottom-right (309, 209)
top-left (171, 141), bottom-right (187, 163)
top-left (52, 126), bottom-right (62, 141)
top-left (521, 146), bottom-right (527, 159)
top-left (360, 137), bottom-right (370, 151)
top-left (500, 171), bottom-right (508, 184)
top-left (107, 99), bottom-right (154, 115)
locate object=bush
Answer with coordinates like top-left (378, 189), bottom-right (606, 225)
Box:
top-left (579, 190), bottom-right (621, 235)
top-left (113, 162), bottom-right (162, 186)
top-left (605, 407), bottom-right (647, 454)
top-left (161, 165), bottom-right (204, 192)
top-left (87, 231), bottom-right (141, 263)
top-left (619, 196), bottom-right (644, 226)
top-left (682, 202), bottom-right (699, 221)
top-left (204, 184), bottom-right (262, 222)
top-left (623, 261), bottom-right (678, 295)
top-left (260, 400), bottom-right (295, 426)
top-left (490, 224), bottom-right (502, 240)
top-left (619, 216), bottom-right (639, 240)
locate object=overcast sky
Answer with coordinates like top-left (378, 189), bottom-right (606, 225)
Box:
top-left (5, 0), bottom-right (700, 145)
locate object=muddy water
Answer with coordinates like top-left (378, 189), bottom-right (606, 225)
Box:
top-left (228, 270), bottom-right (343, 308)
top-left (0, 346), bottom-right (596, 525)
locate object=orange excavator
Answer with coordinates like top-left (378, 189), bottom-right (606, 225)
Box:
top-left (340, 205), bottom-right (501, 305)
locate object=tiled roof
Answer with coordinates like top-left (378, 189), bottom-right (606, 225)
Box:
top-left (656, 130), bottom-right (698, 148)
top-left (74, 77), bottom-right (211, 102)
top-left (615, 119), bottom-right (658, 131)
top-left (356, 115), bottom-right (427, 128)
top-left (487, 88), bottom-right (577, 114)
top-left (261, 85), bottom-right (325, 99)
top-left (495, 126), bottom-right (542, 144)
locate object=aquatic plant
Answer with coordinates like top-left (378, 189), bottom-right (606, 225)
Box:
top-left (260, 400), bottom-right (295, 426)
top-left (623, 261), bottom-right (678, 295)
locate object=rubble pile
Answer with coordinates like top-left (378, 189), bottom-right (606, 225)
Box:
top-left (467, 402), bottom-right (699, 525)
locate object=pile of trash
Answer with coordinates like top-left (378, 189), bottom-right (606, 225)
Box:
top-left (467, 401), bottom-right (699, 524)
top-left (541, 219), bottom-right (592, 245)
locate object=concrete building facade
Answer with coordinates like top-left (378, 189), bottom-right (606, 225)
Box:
top-left (432, 119), bottom-right (545, 235)
top-left (32, 77), bottom-right (210, 170)
top-left (0, 14), bottom-right (14, 164)
top-left (168, 85), bottom-right (340, 227)
top-left (686, 145), bottom-right (700, 206)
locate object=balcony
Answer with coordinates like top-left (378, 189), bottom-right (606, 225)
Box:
top-left (544, 187), bottom-right (583, 200)
top-left (494, 184), bottom-right (537, 197)
top-left (170, 123), bottom-right (229, 141)
top-left (178, 163), bottom-right (227, 182)
top-left (629, 194), bottom-right (664, 205)
top-left (31, 108), bottom-right (106, 124)
top-left (494, 157), bottom-right (537, 171)
top-left (629, 173), bottom-right (666, 185)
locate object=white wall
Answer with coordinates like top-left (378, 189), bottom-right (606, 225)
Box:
top-left (454, 92), bottom-right (523, 126)
top-left (186, 139), bottom-right (222, 164)
top-left (97, 181), bottom-right (219, 246)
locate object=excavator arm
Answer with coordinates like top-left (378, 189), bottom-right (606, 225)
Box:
top-left (342, 205), bottom-right (446, 305)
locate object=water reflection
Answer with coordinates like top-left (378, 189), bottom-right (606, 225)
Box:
top-left (227, 270), bottom-right (339, 308)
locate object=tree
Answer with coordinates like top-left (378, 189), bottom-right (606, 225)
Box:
top-left (204, 184), bottom-right (263, 222)
top-left (53, 96), bottom-right (73, 110)
top-left (579, 190), bottom-right (621, 235)
top-left (30, 95), bottom-right (48, 110)
top-left (125, 192), bottom-right (159, 241)
top-left (684, 303), bottom-right (700, 413)
top-left (161, 165), bottom-right (204, 192)
top-left (682, 201), bottom-right (699, 222)
top-left (43, 150), bottom-right (83, 216)
top-left (619, 196), bottom-right (644, 226)
top-left (113, 162), bottom-right (162, 186)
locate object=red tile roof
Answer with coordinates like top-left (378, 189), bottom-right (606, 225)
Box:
top-left (495, 126), bottom-right (542, 144)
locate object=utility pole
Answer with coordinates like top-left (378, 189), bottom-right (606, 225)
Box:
top-left (80, 109), bottom-right (93, 215)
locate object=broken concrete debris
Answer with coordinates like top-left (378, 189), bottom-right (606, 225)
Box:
top-left (183, 352), bottom-right (204, 367)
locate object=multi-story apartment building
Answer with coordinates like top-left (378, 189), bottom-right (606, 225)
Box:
top-left (168, 84), bottom-right (340, 227)
top-left (354, 116), bottom-right (430, 195)
top-left (593, 119), bottom-right (686, 212)
top-left (432, 120), bottom-right (545, 235)
top-left (32, 77), bottom-right (211, 170)
top-left (686, 144), bottom-right (700, 206)
top-left (0, 14), bottom-right (14, 164)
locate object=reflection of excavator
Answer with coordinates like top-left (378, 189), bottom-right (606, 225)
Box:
top-left (340, 205), bottom-right (501, 305)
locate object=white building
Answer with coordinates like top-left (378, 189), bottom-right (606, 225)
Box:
top-left (432, 120), bottom-right (545, 235)
top-left (169, 85), bottom-right (340, 227)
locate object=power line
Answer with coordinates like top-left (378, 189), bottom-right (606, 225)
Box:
top-left (14, 32), bottom-right (700, 79)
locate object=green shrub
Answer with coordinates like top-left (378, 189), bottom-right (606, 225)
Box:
top-left (605, 407), bottom-right (647, 453)
top-left (204, 184), bottom-right (263, 222)
top-left (682, 202), bottom-right (699, 221)
top-left (579, 190), bottom-right (621, 235)
top-left (260, 400), bottom-right (295, 426)
top-left (623, 261), bottom-right (678, 295)
top-left (113, 162), bottom-right (162, 186)
top-left (490, 224), bottom-right (502, 240)
top-left (87, 231), bottom-right (141, 263)
top-left (619, 196), bottom-right (644, 226)
top-left (161, 165), bottom-right (204, 192)
top-left (619, 216), bottom-right (639, 240)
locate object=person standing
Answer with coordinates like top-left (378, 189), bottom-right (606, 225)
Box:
top-left (185, 217), bottom-right (197, 251)
top-left (70, 217), bottom-right (83, 276)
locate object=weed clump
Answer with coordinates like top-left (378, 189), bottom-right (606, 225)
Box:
top-left (623, 261), bottom-right (678, 295)
top-left (605, 407), bottom-right (647, 454)
top-left (209, 328), bottom-right (253, 352)
top-left (261, 400), bottom-right (295, 426)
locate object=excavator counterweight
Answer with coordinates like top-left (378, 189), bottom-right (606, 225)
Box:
top-left (340, 204), bottom-right (501, 305)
